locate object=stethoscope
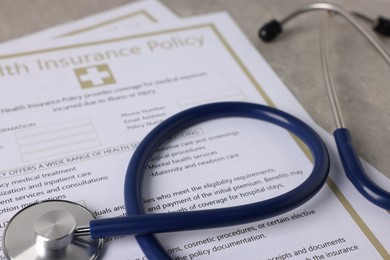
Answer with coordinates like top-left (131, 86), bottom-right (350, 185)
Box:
top-left (2, 3), bottom-right (390, 260)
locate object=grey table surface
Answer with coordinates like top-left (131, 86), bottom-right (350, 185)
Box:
top-left (0, 0), bottom-right (389, 179)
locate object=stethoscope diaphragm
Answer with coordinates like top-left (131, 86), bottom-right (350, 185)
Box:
top-left (2, 200), bottom-right (103, 260)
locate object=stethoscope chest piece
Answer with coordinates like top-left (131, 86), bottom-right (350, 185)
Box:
top-left (2, 200), bottom-right (103, 260)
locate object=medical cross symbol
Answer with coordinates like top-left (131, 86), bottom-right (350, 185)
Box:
top-left (74, 64), bottom-right (116, 89)
top-left (80, 67), bottom-right (110, 85)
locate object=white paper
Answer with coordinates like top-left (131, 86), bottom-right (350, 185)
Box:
top-left (0, 0), bottom-right (178, 49)
top-left (0, 12), bottom-right (389, 260)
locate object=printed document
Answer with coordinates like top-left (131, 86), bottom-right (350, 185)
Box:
top-left (0, 10), bottom-right (389, 260)
top-left (0, 0), bottom-right (177, 49)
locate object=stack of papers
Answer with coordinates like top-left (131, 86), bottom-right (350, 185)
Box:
top-left (0, 1), bottom-right (388, 259)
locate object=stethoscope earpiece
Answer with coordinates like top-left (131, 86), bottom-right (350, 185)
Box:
top-left (258, 19), bottom-right (282, 42)
top-left (374, 16), bottom-right (390, 36)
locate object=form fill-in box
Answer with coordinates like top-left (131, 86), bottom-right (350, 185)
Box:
top-left (15, 118), bottom-right (101, 161)
top-left (177, 88), bottom-right (246, 108)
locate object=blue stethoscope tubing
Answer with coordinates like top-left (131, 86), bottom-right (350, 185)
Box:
top-left (90, 102), bottom-right (330, 259)
top-left (334, 129), bottom-right (390, 209)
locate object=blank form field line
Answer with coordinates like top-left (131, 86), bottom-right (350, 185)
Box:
top-left (18, 130), bottom-right (97, 148)
top-left (21, 138), bottom-right (100, 156)
top-left (15, 123), bottom-right (93, 139)
top-left (15, 118), bottom-right (101, 161)
top-left (177, 88), bottom-right (246, 108)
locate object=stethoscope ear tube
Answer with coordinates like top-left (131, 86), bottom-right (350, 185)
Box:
top-left (334, 128), bottom-right (390, 209)
top-left (259, 2), bottom-right (390, 211)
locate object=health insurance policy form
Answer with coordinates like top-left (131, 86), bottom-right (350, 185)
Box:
top-left (0, 13), bottom-right (389, 260)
